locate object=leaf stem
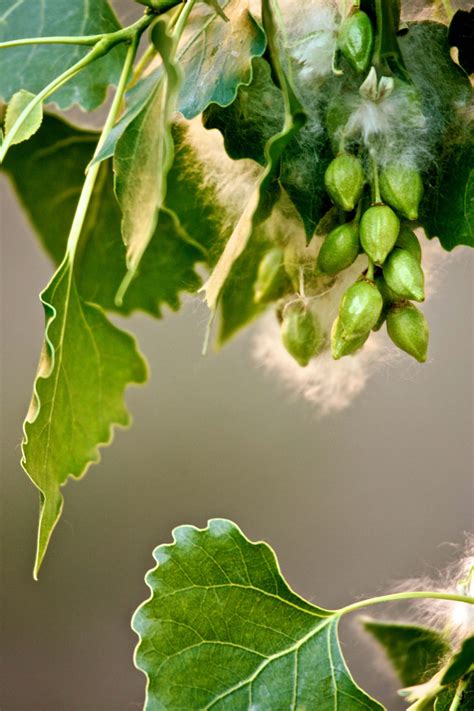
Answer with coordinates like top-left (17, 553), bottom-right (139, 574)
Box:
top-left (336, 591), bottom-right (474, 618)
top-left (66, 36), bottom-right (140, 260)
top-left (370, 153), bottom-right (382, 204)
top-left (449, 677), bottom-right (470, 711)
top-left (0, 14), bottom-right (154, 162)
top-left (0, 35), bottom-right (104, 49)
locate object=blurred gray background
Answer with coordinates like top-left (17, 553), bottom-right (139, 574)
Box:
top-left (1, 2), bottom-right (473, 709)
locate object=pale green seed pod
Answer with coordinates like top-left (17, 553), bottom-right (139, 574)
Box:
top-left (135, 0), bottom-right (181, 10)
top-left (360, 205), bottom-right (400, 265)
top-left (324, 154), bottom-right (365, 211)
top-left (387, 302), bottom-right (429, 362)
top-left (379, 164), bottom-right (424, 221)
top-left (331, 317), bottom-right (370, 360)
top-left (281, 302), bottom-right (324, 367)
top-left (383, 248), bottom-right (425, 302)
top-left (396, 225), bottom-right (422, 263)
top-left (317, 221), bottom-right (360, 275)
top-left (254, 247), bottom-right (288, 304)
top-left (339, 279), bottom-right (383, 337)
top-left (338, 10), bottom-right (374, 74)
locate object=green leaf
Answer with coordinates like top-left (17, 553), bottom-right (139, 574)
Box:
top-left (23, 258), bottom-right (147, 578)
top-left (435, 675), bottom-right (474, 711)
top-left (178, 0), bottom-right (266, 119)
top-left (398, 22), bottom-right (473, 250)
top-left (3, 114), bottom-right (221, 316)
top-left (218, 230), bottom-right (270, 344)
top-left (92, 0), bottom-right (266, 166)
top-left (4, 90), bottom-right (43, 145)
top-left (421, 140), bottom-right (474, 250)
top-left (133, 519), bottom-right (385, 710)
top-left (363, 620), bottom-right (451, 687)
top-left (201, 0), bottom-right (307, 320)
top-left (114, 18), bottom-right (182, 297)
top-left (441, 637), bottom-right (474, 685)
top-left (0, 0), bottom-right (126, 111)
top-left (204, 56), bottom-right (332, 238)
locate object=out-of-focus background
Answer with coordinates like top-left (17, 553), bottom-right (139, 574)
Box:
top-left (1, 2), bottom-right (473, 710)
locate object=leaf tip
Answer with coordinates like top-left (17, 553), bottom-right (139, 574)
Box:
top-left (33, 490), bottom-right (64, 580)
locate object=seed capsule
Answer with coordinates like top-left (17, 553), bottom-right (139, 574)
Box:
top-left (338, 10), bottom-right (374, 74)
top-left (317, 221), bottom-right (360, 275)
top-left (360, 205), bottom-right (400, 265)
top-left (135, 0), bottom-right (181, 10)
top-left (281, 302), bottom-right (324, 367)
top-left (379, 164), bottom-right (424, 221)
top-left (324, 154), bottom-right (365, 212)
top-left (254, 247), bottom-right (288, 304)
top-left (383, 248), bottom-right (425, 302)
top-left (386, 302), bottom-right (429, 362)
top-left (339, 279), bottom-right (383, 337)
top-left (396, 225), bottom-right (422, 263)
top-left (331, 317), bottom-right (370, 360)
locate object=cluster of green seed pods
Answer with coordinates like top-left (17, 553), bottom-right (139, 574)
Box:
top-left (251, 151), bottom-right (428, 367)
top-left (323, 151), bottom-right (428, 363)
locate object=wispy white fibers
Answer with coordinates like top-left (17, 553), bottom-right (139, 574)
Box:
top-left (390, 536), bottom-right (474, 645)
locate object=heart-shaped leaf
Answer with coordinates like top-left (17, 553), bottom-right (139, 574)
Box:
top-left (133, 519), bottom-right (384, 710)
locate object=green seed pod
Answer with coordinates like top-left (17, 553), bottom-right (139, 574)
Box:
top-left (254, 248), bottom-right (288, 304)
top-left (360, 205), bottom-right (400, 265)
top-left (386, 302), bottom-right (429, 362)
top-left (379, 163), bottom-right (424, 221)
top-left (135, 0), bottom-right (181, 10)
top-left (281, 302), bottom-right (324, 367)
top-left (339, 279), bottom-right (383, 337)
top-left (317, 221), bottom-right (360, 275)
top-left (383, 248), bottom-right (425, 302)
top-left (396, 225), bottom-right (422, 263)
top-left (324, 154), bottom-right (365, 211)
top-left (338, 10), bottom-right (374, 74)
top-left (331, 317), bottom-right (370, 360)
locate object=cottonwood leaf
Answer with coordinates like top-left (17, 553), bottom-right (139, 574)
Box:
top-left (435, 675), bottom-right (474, 711)
top-left (23, 259), bottom-right (147, 578)
top-left (397, 22), bottom-right (473, 250)
top-left (201, 0), bottom-right (307, 313)
top-left (133, 519), bottom-right (385, 710)
top-left (204, 57), bottom-right (332, 238)
top-left (177, 0), bottom-right (266, 119)
top-left (421, 140), bottom-right (474, 250)
top-left (4, 90), bottom-right (43, 145)
top-left (440, 637), bottom-right (474, 685)
top-left (92, 0), bottom-right (266, 166)
top-left (114, 19), bottom-right (181, 295)
top-left (363, 620), bottom-right (451, 687)
top-left (0, 0), bottom-right (126, 111)
top-left (3, 114), bottom-right (221, 316)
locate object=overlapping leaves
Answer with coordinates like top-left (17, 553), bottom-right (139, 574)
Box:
top-left (0, 0), bottom-right (125, 110)
top-left (365, 621), bottom-right (474, 709)
top-left (3, 114), bottom-right (221, 317)
top-left (201, 0), bottom-right (308, 344)
top-left (133, 519), bottom-right (384, 710)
